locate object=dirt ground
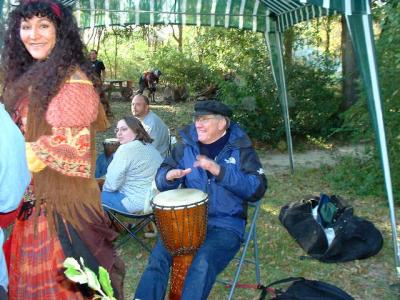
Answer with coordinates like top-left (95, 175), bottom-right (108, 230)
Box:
top-left (259, 145), bottom-right (367, 175)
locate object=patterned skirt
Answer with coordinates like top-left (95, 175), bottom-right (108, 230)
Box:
top-left (8, 206), bottom-right (85, 300)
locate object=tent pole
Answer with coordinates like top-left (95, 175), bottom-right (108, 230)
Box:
top-left (0, 0), bottom-right (3, 18)
top-left (346, 13), bottom-right (400, 277)
top-left (265, 27), bottom-right (294, 173)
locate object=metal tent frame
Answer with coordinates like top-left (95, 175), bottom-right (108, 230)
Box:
top-left (1, 0), bottom-right (398, 277)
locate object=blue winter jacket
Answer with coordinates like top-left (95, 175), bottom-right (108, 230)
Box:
top-left (155, 122), bottom-right (267, 238)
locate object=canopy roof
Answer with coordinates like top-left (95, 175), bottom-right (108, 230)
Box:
top-left (73, 0), bottom-right (337, 32)
top-left (2, 1), bottom-right (369, 32)
top-left (1, 0), bottom-right (399, 277)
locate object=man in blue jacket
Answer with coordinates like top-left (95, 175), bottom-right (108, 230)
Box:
top-left (135, 100), bottom-right (267, 300)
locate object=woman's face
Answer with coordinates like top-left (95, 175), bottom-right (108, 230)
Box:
top-left (20, 15), bottom-right (57, 60)
top-left (115, 119), bottom-right (137, 144)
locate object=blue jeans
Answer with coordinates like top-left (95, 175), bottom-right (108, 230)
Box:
top-left (101, 191), bottom-right (129, 213)
top-left (134, 226), bottom-right (241, 300)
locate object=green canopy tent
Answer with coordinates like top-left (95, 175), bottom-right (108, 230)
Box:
top-left (1, 0), bottom-right (399, 277)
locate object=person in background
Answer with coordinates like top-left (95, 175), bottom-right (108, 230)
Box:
top-left (89, 49), bottom-right (106, 81)
top-left (138, 69), bottom-right (161, 95)
top-left (131, 94), bottom-right (170, 158)
top-left (89, 49), bottom-right (112, 117)
top-left (0, 103), bottom-right (30, 300)
top-left (135, 100), bottom-right (267, 300)
top-left (1, 1), bottom-right (124, 298)
top-left (102, 116), bottom-right (163, 214)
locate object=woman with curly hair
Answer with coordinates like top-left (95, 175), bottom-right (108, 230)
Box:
top-left (1, 1), bottom-right (125, 299)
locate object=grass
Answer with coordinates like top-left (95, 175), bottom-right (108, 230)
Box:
top-left (96, 99), bottom-right (400, 300)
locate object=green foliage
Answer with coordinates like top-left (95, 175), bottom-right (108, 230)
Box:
top-left (64, 257), bottom-right (116, 300)
top-left (150, 46), bottom-right (215, 92)
top-left (327, 2), bottom-right (400, 202)
top-left (98, 28), bottom-right (152, 80)
top-left (285, 56), bottom-right (341, 138)
top-left (324, 155), bottom-right (385, 197)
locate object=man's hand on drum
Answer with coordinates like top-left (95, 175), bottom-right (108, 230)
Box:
top-left (166, 168), bottom-right (192, 181)
top-left (193, 155), bottom-right (221, 176)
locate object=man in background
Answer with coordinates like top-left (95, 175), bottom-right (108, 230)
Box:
top-left (89, 49), bottom-right (106, 80)
top-left (0, 103), bottom-right (30, 299)
top-left (90, 49), bottom-right (112, 116)
top-left (131, 94), bottom-right (170, 158)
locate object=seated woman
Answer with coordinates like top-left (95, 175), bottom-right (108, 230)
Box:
top-left (101, 116), bottom-right (163, 213)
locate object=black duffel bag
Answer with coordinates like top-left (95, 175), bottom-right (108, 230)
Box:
top-left (279, 194), bottom-right (383, 263)
top-left (259, 277), bottom-right (354, 300)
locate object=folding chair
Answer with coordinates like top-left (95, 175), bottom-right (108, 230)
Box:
top-left (167, 128), bottom-right (177, 156)
top-left (217, 199), bottom-right (263, 300)
top-left (103, 205), bottom-right (155, 253)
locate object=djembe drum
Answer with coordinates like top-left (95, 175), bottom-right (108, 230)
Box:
top-left (151, 189), bottom-right (208, 300)
top-left (103, 138), bottom-right (120, 158)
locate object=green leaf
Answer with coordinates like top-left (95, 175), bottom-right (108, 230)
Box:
top-left (84, 267), bottom-right (101, 292)
top-left (99, 266), bottom-right (114, 298)
top-left (64, 268), bottom-right (88, 284)
top-left (63, 257), bottom-right (82, 271)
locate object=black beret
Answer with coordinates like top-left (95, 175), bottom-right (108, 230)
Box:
top-left (194, 100), bottom-right (232, 117)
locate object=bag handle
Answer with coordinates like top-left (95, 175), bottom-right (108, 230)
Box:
top-left (258, 277), bottom-right (306, 300)
top-left (265, 276), bottom-right (305, 288)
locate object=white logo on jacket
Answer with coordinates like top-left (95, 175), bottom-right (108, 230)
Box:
top-left (257, 168), bottom-right (265, 175)
top-left (224, 157), bottom-right (236, 164)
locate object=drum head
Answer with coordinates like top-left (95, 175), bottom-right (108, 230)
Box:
top-left (152, 188), bottom-right (207, 209)
top-left (104, 138), bottom-right (119, 144)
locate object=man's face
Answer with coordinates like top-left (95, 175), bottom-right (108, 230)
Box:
top-left (89, 51), bottom-right (97, 61)
top-left (194, 114), bottom-right (226, 144)
top-left (131, 95), bottom-right (149, 118)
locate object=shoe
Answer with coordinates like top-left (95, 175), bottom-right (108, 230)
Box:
top-left (112, 221), bottom-right (134, 234)
top-left (144, 232), bottom-right (157, 238)
top-left (144, 222), bottom-right (157, 238)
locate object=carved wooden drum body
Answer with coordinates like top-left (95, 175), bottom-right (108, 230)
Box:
top-left (152, 188), bottom-right (208, 300)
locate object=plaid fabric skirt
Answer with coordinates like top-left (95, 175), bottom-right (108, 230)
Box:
top-left (8, 206), bottom-right (85, 300)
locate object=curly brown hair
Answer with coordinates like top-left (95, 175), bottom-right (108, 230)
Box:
top-left (122, 116), bottom-right (154, 145)
top-left (0, 0), bottom-right (100, 114)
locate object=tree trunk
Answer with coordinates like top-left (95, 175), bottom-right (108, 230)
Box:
top-left (323, 16), bottom-right (333, 54)
top-left (178, 24), bottom-right (183, 52)
top-left (114, 30), bottom-right (118, 79)
top-left (341, 15), bottom-right (359, 111)
top-left (171, 25), bottom-right (184, 52)
top-left (283, 28), bottom-right (295, 66)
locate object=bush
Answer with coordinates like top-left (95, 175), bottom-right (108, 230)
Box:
top-left (285, 57), bottom-right (341, 138)
top-left (150, 46), bottom-right (215, 94)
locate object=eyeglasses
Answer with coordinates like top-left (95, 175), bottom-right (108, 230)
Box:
top-left (193, 116), bottom-right (219, 124)
top-left (114, 126), bottom-right (129, 134)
